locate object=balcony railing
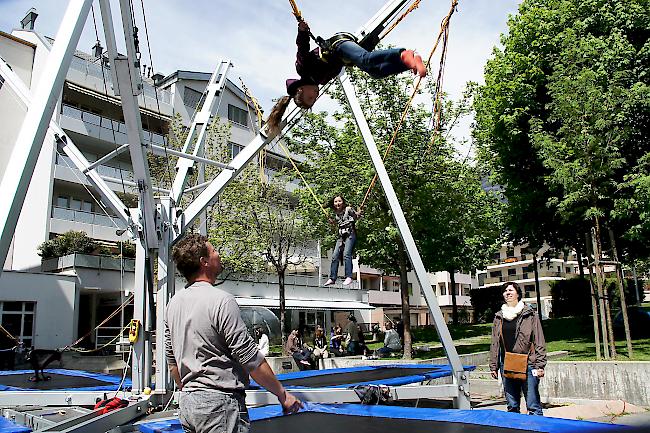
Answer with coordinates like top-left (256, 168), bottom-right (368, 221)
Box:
top-left (484, 270), bottom-right (565, 285)
top-left (61, 104), bottom-right (165, 146)
top-left (55, 152), bottom-right (134, 182)
top-left (51, 206), bottom-right (127, 230)
top-left (492, 254), bottom-right (533, 264)
top-left (69, 55), bottom-right (172, 104)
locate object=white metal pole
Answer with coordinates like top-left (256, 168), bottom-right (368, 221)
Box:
top-left (338, 71), bottom-right (470, 409)
top-left (0, 0), bottom-right (93, 271)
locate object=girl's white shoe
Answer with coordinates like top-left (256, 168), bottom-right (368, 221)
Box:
top-left (323, 279), bottom-right (335, 286)
top-left (343, 277), bottom-right (353, 285)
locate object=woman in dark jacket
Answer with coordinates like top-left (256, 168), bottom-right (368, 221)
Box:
top-left (489, 282), bottom-right (547, 415)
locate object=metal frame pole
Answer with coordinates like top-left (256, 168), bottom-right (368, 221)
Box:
top-left (338, 71), bottom-right (470, 408)
top-left (0, 0), bottom-right (93, 271)
top-left (155, 199), bottom-right (175, 392)
top-left (171, 60), bottom-right (232, 204)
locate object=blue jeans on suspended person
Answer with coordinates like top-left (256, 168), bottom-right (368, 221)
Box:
top-left (502, 365), bottom-right (543, 416)
top-left (334, 42), bottom-right (408, 78)
top-left (330, 232), bottom-right (356, 280)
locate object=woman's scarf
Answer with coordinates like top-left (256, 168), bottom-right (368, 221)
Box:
top-left (501, 300), bottom-right (525, 321)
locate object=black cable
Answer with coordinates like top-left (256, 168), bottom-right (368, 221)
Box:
top-left (138, 0), bottom-right (175, 191)
top-left (91, 4), bottom-right (128, 197)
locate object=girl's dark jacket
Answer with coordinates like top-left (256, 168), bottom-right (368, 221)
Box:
top-left (286, 28), bottom-right (343, 96)
top-left (489, 305), bottom-right (547, 372)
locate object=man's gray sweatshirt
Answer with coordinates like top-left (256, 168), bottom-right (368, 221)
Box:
top-left (164, 281), bottom-right (264, 393)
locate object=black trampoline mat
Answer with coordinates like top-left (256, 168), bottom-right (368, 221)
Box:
top-left (0, 373), bottom-right (112, 390)
top-left (253, 412), bottom-right (534, 433)
top-left (279, 367), bottom-right (442, 387)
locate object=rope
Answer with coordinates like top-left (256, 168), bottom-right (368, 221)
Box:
top-left (0, 324), bottom-right (20, 344)
top-left (359, 0), bottom-right (459, 211)
top-left (275, 140), bottom-right (331, 221)
top-left (65, 294), bottom-right (134, 350)
top-left (239, 78), bottom-right (266, 184)
top-left (69, 325), bottom-right (129, 354)
top-left (379, 0), bottom-right (423, 41)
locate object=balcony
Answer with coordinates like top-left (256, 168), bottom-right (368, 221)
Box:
top-left (483, 270), bottom-right (565, 285)
top-left (60, 104), bottom-right (165, 147)
top-left (68, 55), bottom-right (172, 106)
top-left (55, 152), bottom-right (134, 182)
top-left (51, 206), bottom-right (126, 229)
top-left (41, 252), bottom-right (135, 273)
top-left (493, 254), bottom-right (533, 264)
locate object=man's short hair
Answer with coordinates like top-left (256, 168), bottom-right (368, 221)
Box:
top-left (172, 233), bottom-right (209, 280)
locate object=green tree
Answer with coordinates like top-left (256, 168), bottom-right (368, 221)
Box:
top-left (291, 67), bottom-right (503, 355)
top-left (473, 0), bottom-right (649, 356)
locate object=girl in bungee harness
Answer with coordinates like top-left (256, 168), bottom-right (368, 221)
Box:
top-left (324, 195), bottom-right (361, 286)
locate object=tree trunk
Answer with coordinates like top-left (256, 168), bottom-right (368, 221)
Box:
top-left (449, 269), bottom-right (458, 325)
top-left (609, 229), bottom-right (633, 358)
top-left (577, 249), bottom-right (585, 279)
top-left (397, 241), bottom-right (412, 360)
top-left (585, 232), bottom-right (602, 360)
top-left (279, 270), bottom-right (287, 354)
top-left (532, 255), bottom-right (543, 318)
top-left (592, 222), bottom-right (614, 358)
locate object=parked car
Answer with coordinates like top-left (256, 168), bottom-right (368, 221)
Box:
top-left (613, 306), bottom-right (650, 339)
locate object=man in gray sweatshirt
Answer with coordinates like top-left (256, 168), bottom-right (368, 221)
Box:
top-left (165, 234), bottom-right (302, 432)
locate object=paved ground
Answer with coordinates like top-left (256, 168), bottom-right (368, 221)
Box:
top-left (472, 392), bottom-right (650, 427)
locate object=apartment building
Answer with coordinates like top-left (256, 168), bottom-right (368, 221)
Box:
top-left (476, 243), bottom-right (580, 318)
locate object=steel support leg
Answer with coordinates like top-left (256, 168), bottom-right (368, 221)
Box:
top-left (338, 71), bottom-right (471, 408)
top-left (155, 199), bottom-right (175, 392)
top-left (0, 0), bottom-right (93, 271)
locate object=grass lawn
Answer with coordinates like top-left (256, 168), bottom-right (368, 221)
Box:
top-left (401, 316), bottom-right (650, 361)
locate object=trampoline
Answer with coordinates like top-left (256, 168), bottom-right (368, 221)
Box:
top-left (249, 364), bottom-right (475, 389)
top-left (138, 403), bottom-right (626, 433)
top-left (0, 369), bottom-right (131, 392)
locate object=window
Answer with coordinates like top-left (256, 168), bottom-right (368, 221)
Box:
top-left (182, 87), bottom-right (203, 109)
top-left (506, 248), bottom-right (515, 258)
top-left (524, 284), bottom-right (535, 298)
top-left (523, 264), bottom-right (534, 273)
top-left (492, 252), bottom-right (501, 261)
top-left (565, 267), bottom-right (572, 274)
top-left (56, 196), bottom-right (69, 208)
top-left (0, 301), bottom-right (35, 348)
top-left (489, 270), bottom-right (502, 278)
top-left (229, 142), bottom-right (244, 158)
top-left (228, 104), bottom-right (248, 127)
top-left (408, 283), bottom-right (413, 296)
top-left (507, 268), bottom-right (517, 276)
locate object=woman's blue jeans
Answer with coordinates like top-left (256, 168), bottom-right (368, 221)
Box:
top-left (335, 42), bottom-right (408, 78)
top-left (330, 232), bottom-right (356, 280)
top-left (502, 365), bottom-right (544, 416)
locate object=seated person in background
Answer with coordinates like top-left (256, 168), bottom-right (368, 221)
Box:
top-left (330, 325), bottom-right (344, 357)
top-left (358, 324), bottom-right (370, 356)
top-left (312, 325), bottom-right (328, 363)
top-left (345, 315), bottom-right (362, 356)
top-left (377, 321), bottom-right (402, 357)
top-left (285, 328), bottom-right (314, 370)
top-left (255, 326), bottom-right (269, 357)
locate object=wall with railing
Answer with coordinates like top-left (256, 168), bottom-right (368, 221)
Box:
top-left (68, 55), bottom-right (172, 106)
top-left (60, 104), bottom-right (165, 147)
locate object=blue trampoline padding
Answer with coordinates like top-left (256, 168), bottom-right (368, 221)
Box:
top-left (249, 364), bottom-right (475, 389)
top-left (0, 369), bottom-right (131, 392)
top-left (0, 416), bottom-right (31, 433)
top-left (138, 403), bottom-right (627, 433)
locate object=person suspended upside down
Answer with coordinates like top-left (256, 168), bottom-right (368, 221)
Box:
top-left (26, 348), bottom-right (62, 382)
top-left (266, 20), bottom-right (426, 135)
top-left (324, 195), bottom-right (361, 287)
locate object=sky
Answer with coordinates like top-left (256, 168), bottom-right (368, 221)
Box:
top-left (0, 0), bottom-right (521, 155)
